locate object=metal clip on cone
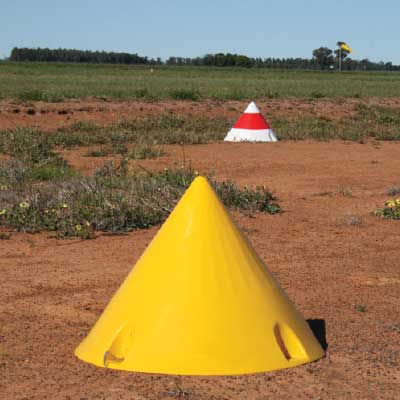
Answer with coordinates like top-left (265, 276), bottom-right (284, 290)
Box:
top-left (75, 176), bottom-right (324, 375)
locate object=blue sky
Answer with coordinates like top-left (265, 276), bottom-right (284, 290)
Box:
top-left (1, 0), bottom-right (399, 63)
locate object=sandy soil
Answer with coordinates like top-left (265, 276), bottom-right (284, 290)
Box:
top-left (1, 101), bottom-right (400, 399)
top-left (1, 97), bottom-right (400, 131)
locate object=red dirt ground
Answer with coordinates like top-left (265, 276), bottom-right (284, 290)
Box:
top-left (1, 101), bottom-right (400, 399)
top-left (1, 97), bottom-right (400, 131)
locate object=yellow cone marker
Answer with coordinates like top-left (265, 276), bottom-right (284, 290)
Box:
top-left (75, 176), bottom-right (324, 375)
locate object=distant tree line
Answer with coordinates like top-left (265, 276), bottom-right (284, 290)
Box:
top-left (8, 47), bottom-right (400, 71)
top-left (166, 54), bottom-right (323, 69)
top-left (166, 52), bottom-right (400, 71)
top-left (9, 47), bottom-right (162, 65)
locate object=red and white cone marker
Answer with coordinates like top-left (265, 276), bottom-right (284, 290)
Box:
top-left (224, 101), bottom-right (278, 142)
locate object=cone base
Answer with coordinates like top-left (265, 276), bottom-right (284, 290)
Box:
top-left (75, 348), bottom-right (324, 376)
top-left (224, 128), bottom-right (278, 142)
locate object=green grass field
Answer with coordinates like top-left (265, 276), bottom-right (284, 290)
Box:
top-left (1, 62), bottom-right (400, 101)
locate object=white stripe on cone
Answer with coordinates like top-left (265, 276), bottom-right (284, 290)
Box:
top-left (225, 128), bottom-right (278, 142)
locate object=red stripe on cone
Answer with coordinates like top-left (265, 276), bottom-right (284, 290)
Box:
top-left (233, 113), bottom-right (271, 130)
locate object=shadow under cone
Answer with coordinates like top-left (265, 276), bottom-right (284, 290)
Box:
top-left (75, 176), bottom-right (324, 375)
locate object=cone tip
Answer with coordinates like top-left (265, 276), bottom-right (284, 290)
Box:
top-left (191, 175), bottom-right (209, 187)
top-left (187, 175), bottom-right (214, 195)
top-left (244, 101), bottom-right (260, 114)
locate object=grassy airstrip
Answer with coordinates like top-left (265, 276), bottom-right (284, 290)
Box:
top-left (1, 62), bottom-right (400, 101)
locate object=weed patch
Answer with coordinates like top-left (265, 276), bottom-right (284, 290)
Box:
top-left (53, 115), bottom-right (229, 147)
top-left (0, 165), bottom-right (280, 237)
top-left (272, 105), bottom-right (400, 142)
top-left (0, 128), bottom-right (57, 163)
top-left (0, 128), bottom-right (77, 186)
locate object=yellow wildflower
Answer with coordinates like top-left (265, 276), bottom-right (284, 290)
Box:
top-left (19, 201), bottom-right (30, 209)
top-left (61, 204), bottom-right (68, 208)
top-left (0, 209), bottom-right (7, 216)
top-left (75, 224), bottom-right (82, 232)
top-left (386, 200), bottom-right (396, 208)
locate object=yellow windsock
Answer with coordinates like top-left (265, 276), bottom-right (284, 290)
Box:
top-left (339, 42), bottom-right (352, 53)
top-left (75, 176), bottom-right (324, 375)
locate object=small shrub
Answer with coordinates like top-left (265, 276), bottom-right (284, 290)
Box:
top-left (0, 159), bottom-right (31, 186)
top-left (375, 199), bottom-right (400, 220)
top-left (0, 154), bottom-right (76, 186)
top-left (338, 129), bottom-right (364, 142)
top-left (169, 89), bottom-right (200, 101)
top-left (355, 304), bottom-right (367, 312)
top-left (263, 90), bottom-right (279, 99)
top-left (213, 181), bottom-right (280, 214)
top-left (29, 163), bottom-right (78, 181)
top-left (74, 222), bottom-right (96, 240)
top-left (129, 144), bottom-right (165, 160)
top-left (83, 149), bottom-right (108, 157)
top-left (224, 89), bottom-right (246, 100)
top-left (375, 108), bottom-right (400, 124)
top-left (387, 186), bottom-right (400, 196)
top-left (0, 232), bottom-right (11, 240)
top-left (272, 117), bottom-right (337, 141)
top-left (133, 88), bottom-right (151, 99)
top-left (310, 91), bottom-right (325, 99)
top-left (18, 90), bottom-right (46, 102)
top-left (340, 215), bottom-right (364, 227)
top-left (337, 187), bottom-right (353, 197)
top-left (94, 158), bottom-right (129, 178)
top-left (62, 120), bottom-right (99, 134)
top-left (0, 128), bottom-right (58, 163)
top-left (53, 121), bottom-right (112, 147)
top-left (17, 90), bottom-right (64, 103)
top-left (355, 103), bottom-right (369, 115)
top-left (0, 128), bottom-right (76, 185)
top-left (373, 131), bottom-right (400, 141)
top-left (83, 143), bottom-right (129, 157)
top-left (108, 143), bottom-right (129, 155)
